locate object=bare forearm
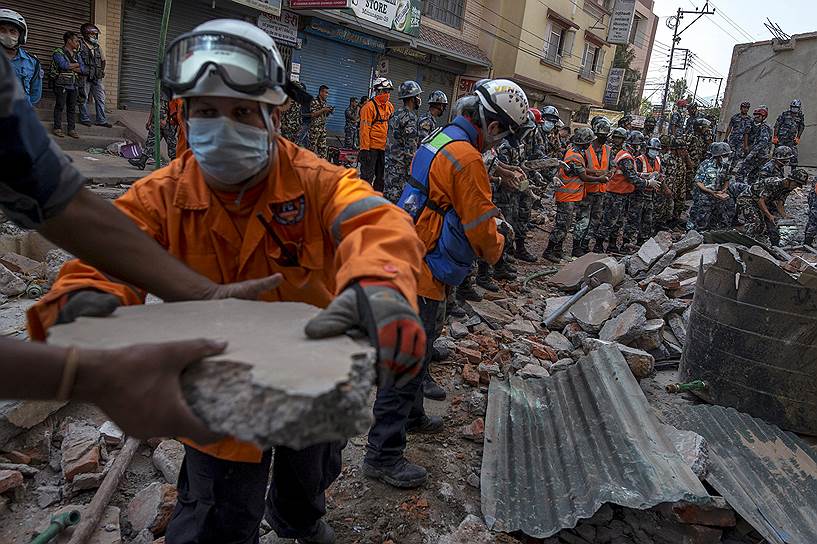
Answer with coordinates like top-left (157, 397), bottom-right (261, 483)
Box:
top-left (37, 188), bottom-right (214, 301)
top-left (0, 338), bottom-right (66, 399)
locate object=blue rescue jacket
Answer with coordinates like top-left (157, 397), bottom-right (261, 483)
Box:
top-left (397, 116), bottom-right (479, 287)
top-left (10, 48), bottom-right (42, 105)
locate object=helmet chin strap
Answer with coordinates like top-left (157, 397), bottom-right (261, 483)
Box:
top-left (478, 103), bottom-right (509, 149)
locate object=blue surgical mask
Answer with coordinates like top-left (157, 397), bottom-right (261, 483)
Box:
top-left (187, 117), bottom-right (270, 185)
top-left (542, 121), bottom-right (555, 133)
top-left (647, 149), bottom-right (659, 159)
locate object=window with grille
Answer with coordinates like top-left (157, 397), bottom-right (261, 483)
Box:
top-left (543, 21), bottom-right (575, 67)
top-left (423, 0), bottom-right (465, 30)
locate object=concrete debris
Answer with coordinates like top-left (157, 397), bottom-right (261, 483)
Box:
top-left (0, 252), bottom-right (45, 277)
top-left (460, 418), bottom-right (485, 442)
top-left (60, 422), bottom-right (102, 482)
top-left (504, 318), bottom-right (536, 335)
top-left (438, 514), bottom-right (501, 544)
top-left (671, 230), bottom-right (704, 255)
top-left (636, 233), bottom-right (672, 269)
top-left (127, 482), bottom-right (178, 535)
top-left (45, 248), bottom-right (73, 285)
top-left (98, 421), bottom-right (123, 447)
top-left (671, 276), bottom-right (697, 298)
top-left (645, 248), bottom-right (677, 277)
top-left (0, 263), bottom-right (25, 297)
top-left (0, 400), bottom-right (65, 445)
top-left (667, 313), bottom-right (688, 346)
top-left (544, 331), bottom-right (574, 354)
top-left (35, 485), bottom-right (62, 508)
top-left (0, 462), bottom-right (37, 476)
top-left (634, 319), bottom-right (665, 351)
top-left (433, 336), bottom-right (456, 360)
top-left (571, 283), bottom-right (615, 332)
top-left (548, 253), bottom-right (607, 290)
top-left (661, 424), bottom-right (710, 479)
top-left (462, 364), bottom-right (480, 386)
top-left (477, 363), bottom-right (501, 385)
top-left (672, 244), bottom-right (720, 272)
top-left (47, 300), bottom-right (377, 450)
top-left (1, 450), bottom-right (31, 464)
top-left (0, 469), bottom-right (23, 494)
top-left (582, 338), bottom-right (654, 379)
top-left (550, 358), bottom-right (577, 373)
top-left (650, 266), bottom-right (697, 290)
top-left (449, 320), bottom-right (469, 339)
top-left (599, 304), bottom-right (647, 344)
top-left (35, 504), bottom-right (121, 544)
top-left (518, 364), bottom-right (550, 379)
top-left (466, 300), bottom-right (514, 328)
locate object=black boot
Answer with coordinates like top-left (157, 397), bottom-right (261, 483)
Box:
top-left (493, 259), bottom-right (517, 280)
top-left (407, 414), bottom-right (444, 433)
top-left (572, 241), bottom-right (587, 257)
top-left (514, 239), bottom-right (537, 262)
top-left (446, 301), bottom-right (466, 318)
top-left (456, 275), bottom-right (482, 302)
top-left (593, 237), bottom-right (606, 253)
top-left (476, 262), bottom-right (500, 292)
top-left (542, 245), bottom-right (563, 264)
top-left (423, 373), bottom-right (447, 401)
top-left (128, 155), bottom-right (147, 170)
top-left (805, 236), bottom-right (815, 247)
top-left (362, 458), bottom-right (428, 489)
top-left (296, 520), bottom-right (336, 544)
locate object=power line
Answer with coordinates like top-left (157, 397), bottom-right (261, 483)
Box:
top-left (707, 0), bottom-right (756, 41)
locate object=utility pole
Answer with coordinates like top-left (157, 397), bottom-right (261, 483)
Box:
top-left (692, 76), bottom-right (723, 105)
top-left (658, 3), bottom-right (716, 132)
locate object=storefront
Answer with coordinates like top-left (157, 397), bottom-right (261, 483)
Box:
top-left (118, 0), bottom-right (289, 109)
top-left (294, 18), bottom-right (384, 135)
top-left (5, 0), bottom-right (91, 71)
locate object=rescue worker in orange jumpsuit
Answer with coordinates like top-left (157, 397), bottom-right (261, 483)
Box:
top-left (542, 127), bottom-right (609, 263)
top-left (359, 77), bottom-right (395, 192)
top-left (363, 79), bottom-right (529, 489)
top-left (27, 20), bottom-right (426, 544)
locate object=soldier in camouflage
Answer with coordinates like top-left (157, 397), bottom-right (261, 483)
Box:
top-left (128, 88), bottom-right (177, 170)
top-left (609, 127), bottom-right (627, 156)
top-left (383, 80), bottom-right (422, 203)
top-left (804, 175), bottom-right (817, 247)
top-left (493, 132), bottom-right (525, 274)
top-left (687, 142), bottom-right (732, 232)
top-left (417, 90), bottom-right (448, 143)
top-left (344, 96), bottom-right (359, 149)
top-left (684, 103), bottom-right (702, 135)
top-left (572, 116), bottom-right (613, 256)
top-left (774, 99), bottom-right (805, 167)
top-left (736, 106), bottom-right (773, 183)
top-left (659, 137), bottom-right (692, 228)
top-left (307, 84), bottom-right (333, 159)
top-left (280, 81), bottom-right (307, 143)
top-left (635, 137), bottom-right (664, 242)
top-left (754, 145), bottom-right (793, 184)
top-left (685, 118), bottom-right (711, 198)
top-left (668, 99), bottom-right (688, 138)
top-left (737, 168), bottom-right (809, 245)
top-left (725, 101), bottom-right (752, 159)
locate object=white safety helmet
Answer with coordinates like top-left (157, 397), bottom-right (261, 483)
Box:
top-left (373, 77), bottom-right (394, 91)
top-left (474, 79), bottom-right (529, 134)
top-left (0, 9), bottom-right (27, 45)
top-left (162, 19), bottom-right (288, 105)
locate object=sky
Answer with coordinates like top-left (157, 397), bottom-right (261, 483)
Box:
top-left (644, 0), bottom-right (816, 105)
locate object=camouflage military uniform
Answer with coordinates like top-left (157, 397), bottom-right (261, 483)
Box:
top-left (659, 150), bottom-right (688, 224)
top-left (635, 155), bottom-right (662, 242)
top-left (669, 110), bottom-right (686, 137)
top-left (687, 158), bottom-right (728, 231)
top-left (417, 113), bottom-right (437, 144)
top-left (281, 101), bottom-right (303, 143)
top-left (685, 132), bottom-right (707, 196)
top-left (494, 136), bottom-right (524, 252)
top-left (598, 154), bottom-right (644, 247)
top-left (308, 96), bottom-right (330, 159)
top-left (573, 141), bottom-right (610, 250)
top-left (754, 160), bottom-right (784, 184)
top-left (737, 176), bottom-right (794, 245)
top-left (737, 121), bottom-right (772, 183)
top-left (774, 109), bottom-right (805, 167)
top-left (344, 105), bottom-right (359, 149)
top-left (383, 107), bottom-right (419, 203)
top-left (804, 183), bottom-right (817, 245)
top-left (684, 112), bottom-right (702, 135)
top-left (144, 94), bottom-right (177, 160)
top-left (727, 112), bottom-right (753, 158)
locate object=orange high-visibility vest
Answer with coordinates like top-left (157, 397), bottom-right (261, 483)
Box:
top-left (584, 144), bottom-right (610, 194)
top-left (638, 155), bottom-right (662, 193)
top-left (556, 147), bottom-right (586, 202)
top-left (607, 149), bottom-right (637, 194)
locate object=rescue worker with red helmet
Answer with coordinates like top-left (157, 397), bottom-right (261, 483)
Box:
top-left (736, 105), bottom-right (773, 184)
top-left (27, 19), bottom-right (426, 543)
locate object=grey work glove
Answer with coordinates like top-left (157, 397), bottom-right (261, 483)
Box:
top-left (56, 290), bottom-right (120, 325)
top-left (305, 283), bottom-right (426, 389)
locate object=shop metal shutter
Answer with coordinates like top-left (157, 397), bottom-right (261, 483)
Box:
top-left (5, 0), bottom-right (91, 73)
top-left (295, 34), bottom-right (374, 136)
top-left (384, 55), bottom-right (419, 110)
top-left (119, 0), bottom-right (257, 110)
top-left (419, 65), bottom-right (456, 121)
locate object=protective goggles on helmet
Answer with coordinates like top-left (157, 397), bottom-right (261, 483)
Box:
top-left (162, 31), bottom-right (286, 97)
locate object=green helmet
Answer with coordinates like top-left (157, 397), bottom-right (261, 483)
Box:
top-left (611, 127), bottom-right (628, 140)
top-left (626, 131), bottom-right (646, 147)
top-left (572, 127), bottom-right (596, 145)
top-left (591, 116), bottom-right (612, 136)
top-left (788, 168), bottom-right (810, 184)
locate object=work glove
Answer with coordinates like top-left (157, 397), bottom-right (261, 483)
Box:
top-left (495, 217), bottom-right (515, 240)
top-left (646, 179), bottom-right (661, 189)
top-left (305, 282), bottom-right (426, 389)
top-left (57, 290), bottom-right (121, 325)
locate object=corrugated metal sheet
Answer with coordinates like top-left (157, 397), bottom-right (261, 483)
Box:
top-left (481, 346), bottom-right (709, 539)
top-left (668, 405), bottom-right (817, 544)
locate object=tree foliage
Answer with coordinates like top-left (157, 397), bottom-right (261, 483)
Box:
top-left (613, 45), bottom-right (642, 114)
top-left (668, 78), bottom-right (689, 105)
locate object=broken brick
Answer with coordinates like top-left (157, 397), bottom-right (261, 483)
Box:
top-left (2, 450), bottom-right (31, 465)
top-left (460, 418), bottom-right (484, 442)
top-left (456, 346), bottom-right (482, 365)
top-left (462, 364), bottom-right (480, 387)
top-left (0, 469), bottom-right (23, 494)
top-left (530, 344), bottom-right (558, 362)
top-left (61, 423), bottom-right (101, 482)
top-left (128, 482), bottom-right (178, 535)
top-left (658, 497), bottom-right (736, 528)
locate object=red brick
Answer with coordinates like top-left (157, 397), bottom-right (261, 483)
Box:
top-left (531, 344), bottom-right (558, 362)
top-left (461, 418), bottom-right (484, 441)
top-left (462, 364), bottom-right (480, 387)
top-left (62, 443), bottom-right (100, 482)
top-left (128, 482), bottom-right (178, 535)
top-left (456, 346), bottom-right (482, 365)
top-left (2, 451), bottom-right (31, 465)
top-left (659, 498), bottom-right (736, 528)
top-left (0, 470), bottom-right (23, 494)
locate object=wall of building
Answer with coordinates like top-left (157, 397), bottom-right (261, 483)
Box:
top-left (94, 0), bottom-right (122, 109)
top-left (720, 33), bottom-right (817, 168)
top-left (631, 0), bottom-right (658, 99)
top-left (478, 0), bottom-right (524, 79)
top-left (421, 0), bottom-right (481, 48)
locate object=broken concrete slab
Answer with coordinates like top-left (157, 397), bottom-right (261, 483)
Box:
top-left (0, 469), bottom-right (23, 494)
top-left (504, 318), bottom-right (536, 335)
top-left (128, 482), bottom-right (177, 535)
top-left (449, 320), bottom-right (469, 339)
top-left (645, 249), bottom-right (677, 278)
top-left (518, 364), bottom-right (550, 379)
top-left (34, 504), bottom-right (121, 544)
top-left (636, 235), bottom-right (672, 269)
top-left (671, 230), bottom-right (703, 255)
top-left (548, 252), bottom-right (607, 291)
top-left (667, 313), bottom-right (688, 346)
top-left (47, 300), bottom-right (376, 450)
top-left (670, 277), bottom-right (697, 298)
top-left (544, 331), bottom-right (574, 354)
top-left (671, 244), bottom-right (719, 272)
top-left (0, 252), bottom-right (45, 277)
top-left (599, 304), bottom-right (647, 344)
top-left (0, 263), bottom-right (25, 296)
top-left (571, 283), bottom-right (615, 332)
top-left (99, 421), bottom-right (123, 447)
top-left (660, 424), bottom-right (710, 479)
top-left (152, 440), bottom-right (185, 485)
top-left (634, 319), bottom-right (665, 351)
top-left (466, 300), bottom-right (514, 328)
top-left (582, 338), bottom-right (654, 379)
top-left (61, 422), bottom-right (101, 482)
top-left (650, 267), bottom-right (698, 290)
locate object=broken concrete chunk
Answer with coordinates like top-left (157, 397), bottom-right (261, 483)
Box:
top-left (45, 249), bottom-right (73, 286)
top-left (128, 482), bottom-right (177, 535)
top-left (645, 249), bottom-right (677, 278)
top-left (99, 421), bottom-right (123, 447)
top-left (0, 469), bottom-right (23, 494)
top-left (548, 253), bottom-right (607, 290)
top-left (0, 263), bottom-right (25, 296)
top-left (438, 514), bottom-right (500, 544)
top-left (571, 283), bottom-right (615, 332)
top-left (449, 320), bottom-right (469, 339)
top-left (433, 336), bottom-right (456, 360)
top-left (152, 440), bottom-right (185, 485)
top-left (651, 267), bottom-right (697, 290)
top-left (544, 331), bottom-right (574, 354)
top-left (466, 300), bottom-right (514, 328)
top-left (671, 244), bottom-right (719, 272)
top-left (583, 338), bottom-right (655, 379)
top-left (505, 318), bottom-right (537, 335)
top-left (667, 313), bottom-right (688, 346)
top-left (0, 252), bottom-right (45, 277)
top-left (636, 236), bottom-right (671, 268)
top-left (660, 424), bottom-right (710, 479)
top-left (518, 364), bottom-right (550, 379)
top-left (670, 277), bottom-right (697, 298)
top-left (599, 304), bottom-right (647, 344)
top-left (627, 255), bottom-right (650, 276)
top-left (460, 418), bottom-right (485, 442)
top-left (36, 485), bottom-right (62, 508)
top-left (671, 230), bottom-right (703, 255)
top-left (61, 423), bottom-right (101, 482)
top-left (550, 358), bottom-right (577, 373)
top-left (47, 301), bottom-right (376, 450)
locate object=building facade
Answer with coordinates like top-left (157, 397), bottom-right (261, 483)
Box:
top-left (630, 0), bottom-right (658, 99)
top-left (479, 0), bottom-right (619, 122)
